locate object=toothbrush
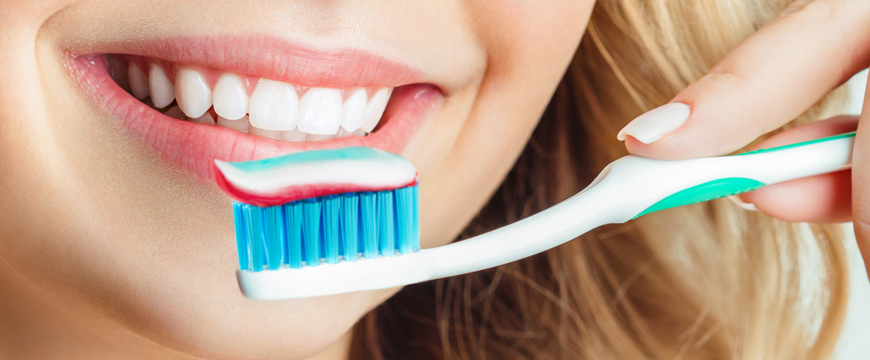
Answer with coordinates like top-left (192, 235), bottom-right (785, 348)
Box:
top-left (214, 147), bottom-right (420, 271)
top-left (216, 132), bottom-right (855, 301)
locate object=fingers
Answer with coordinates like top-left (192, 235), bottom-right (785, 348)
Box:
top-left (618, 0), bottom-right (870, 160)
top-left (742, 171), bottom-right (851, 222)
top-left (852, 76), bottom-right (870, 279)
top-left (738, 116), bottom-right (857, 223)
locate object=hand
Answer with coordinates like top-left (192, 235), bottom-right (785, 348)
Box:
top-left (615, 0), bottom-right (870, 277)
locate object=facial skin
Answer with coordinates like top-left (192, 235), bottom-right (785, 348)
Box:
top-left (0, 1), bottom-right (594, 359)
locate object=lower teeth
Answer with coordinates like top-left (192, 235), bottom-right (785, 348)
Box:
top-left (156, 104), bottom-right (370, 142)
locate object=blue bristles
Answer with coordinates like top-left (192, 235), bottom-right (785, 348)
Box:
top-left (301, 200), bottom-right (322, 267)
top-left (284, 203), bottom-right (303, 269)
top-left (340, 195), bottom-right (359, 262)
top-left (244, 205), bottom-right (266, 272)
top-left (265, 206), bottom-right (284, 270)
top-left (395, 186), bottom-right (413, 254)
top-left (232, 202), bottom-right (250, 270)
top-left (377, 191), bottom-right (395, 258)
top-left (233, 184), bottom-right (420, 272)
top-left (360, 192), bottom-right (378, 259)
top-left (322, 196), bottom-right (340, 264)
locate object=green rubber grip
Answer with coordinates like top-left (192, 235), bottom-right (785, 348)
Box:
top-left (738, 131), bottom-right (855, 156)
top-left (634, 132), bottom-right (855, 218)
top-left (634, 178), bottom-right (764, 218)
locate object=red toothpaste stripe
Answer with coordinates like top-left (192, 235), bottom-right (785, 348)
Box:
top-left (214, 163), bottom-right (417, 207)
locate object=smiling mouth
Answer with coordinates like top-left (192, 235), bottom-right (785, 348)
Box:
top-left (107, 55), bottom-right (393, 142)
top-left (65, 35), bottom-right (443, 179)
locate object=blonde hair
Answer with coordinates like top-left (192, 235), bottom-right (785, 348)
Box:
top-left (351, 0), bottom-right (850, 359)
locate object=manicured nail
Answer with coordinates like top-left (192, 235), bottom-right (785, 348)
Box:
top-left (727, 195), bottom-right (758, 211)
top-left (617, 103), bottom-right (691, 144)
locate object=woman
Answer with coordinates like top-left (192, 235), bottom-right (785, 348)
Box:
top-left (0, 0), bottom-right (865, 359)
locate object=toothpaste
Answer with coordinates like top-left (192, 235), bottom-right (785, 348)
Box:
top-left (214, 147), bottom-right (417, 207)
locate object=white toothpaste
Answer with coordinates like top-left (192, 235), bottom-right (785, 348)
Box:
top-left (214, 147), bottom-right (417, 207)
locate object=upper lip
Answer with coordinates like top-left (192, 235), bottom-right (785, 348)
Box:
top-left (68, 34), bottom-right (434, 90)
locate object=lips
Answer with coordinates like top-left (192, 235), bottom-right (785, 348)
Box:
top-left (64, 36), bottom-right (444, 180)
top-left (118, 55), bottom-right (395, 141)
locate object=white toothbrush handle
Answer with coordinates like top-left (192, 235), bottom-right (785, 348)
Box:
top-left (238, 132), bottom-right (854, 300)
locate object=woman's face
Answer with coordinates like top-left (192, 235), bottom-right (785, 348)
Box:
top-left (0, 1), bottom-right (593, 359)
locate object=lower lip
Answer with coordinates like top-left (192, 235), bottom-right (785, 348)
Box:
top-left (66, 55), bottom-right (443, 180)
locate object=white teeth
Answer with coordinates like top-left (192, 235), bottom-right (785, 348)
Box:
top-left (335, 127), bottom-right (355, 138)
top-left (164, 105), bottom-right (185, 120)
top-left (175, 68), bottom-right (212, 118)
top-left (213, 73), bottom-right (249, 121)
top-left (124, 59), bottom-right (388, 141)
top-left (360, 88), bottom-right (391, 133)
top-left (128, 63), bottom-right (149, 99)
top-left (297, 88), bottom-right (342, 135)
top-left (249, 79), bottom-right (299, 131)
top-left (149, 64), bottom-right (175, 109)
top-left (307, 133), bottom-right (334, 141)
top-left (280, 128), bottom-right (308, 142)
top-left (340, 88), bottom-right (367, 132)
top-left (217, 115), bottom-right (250, 133)
top-left (191, 112), bottom-right (215, 125)
top-left (249, 127), bottom-right (281, 140)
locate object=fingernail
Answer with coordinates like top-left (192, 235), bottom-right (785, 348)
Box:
top-left (617, 103), bottom-right (691, 144)
top-left (727, 195), bottom-right (758, 211)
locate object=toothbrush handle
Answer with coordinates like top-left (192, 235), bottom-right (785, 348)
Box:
top-left (424, 131), bottom-right (856, 279)
top-left (634, 132), bottom-right (855, 218)
top-left (237, 132), bottom-right (855, 300)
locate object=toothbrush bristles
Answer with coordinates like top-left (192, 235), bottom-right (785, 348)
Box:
top-left (233, 184), bottom-right (420, 272)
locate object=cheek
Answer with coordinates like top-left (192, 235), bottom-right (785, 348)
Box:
top-left (418, 1), bottom-right (594, 247)
top-left (469, 0), bottom-right (594, 140)
top-left (472, 0), bottom-right (595, 69)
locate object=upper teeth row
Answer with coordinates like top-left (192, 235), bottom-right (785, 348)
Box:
top-left (127, 63), bottom-right (391, 136)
